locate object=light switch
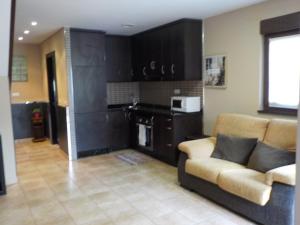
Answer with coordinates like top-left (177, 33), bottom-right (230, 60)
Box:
top-left (12, 92), bottom-right (20, 97)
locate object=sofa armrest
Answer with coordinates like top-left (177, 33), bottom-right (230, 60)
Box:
top-left (178, 137), bottom-right (216, 160)
top-left (265, 164), bottom-right (296, 186)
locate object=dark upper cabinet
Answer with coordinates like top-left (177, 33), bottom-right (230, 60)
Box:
top-left (70, 29), bottom-right (105, 66)
top-left (72, 66), bottom-right (107, 113)
top-left (107, 110), bottom-right (130, 150)
top-left (131, 19), bottom-right (202, 81)
top-left (106, 35), bottom-right (132, 82)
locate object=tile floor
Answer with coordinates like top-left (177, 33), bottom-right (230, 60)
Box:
top-left (0, 140), bottom-right (257, 225)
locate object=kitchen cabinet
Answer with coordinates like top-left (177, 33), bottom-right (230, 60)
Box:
top-left (131, 19), bottom-right (202, 81)
top-left (106, 35), bottom-right (132, 82)
top-left (72, 66), bottom-right (107, 113)
top-left (130, 106), bottom-right (202, 166)
top-left (107, 110), bottom-right (130, 150)
top-left (75, 112), bottom-right (109, 154)
top-left (70, 30), bottom-right (105, 66)
top-left (70, 29), bottom-right (108, 155)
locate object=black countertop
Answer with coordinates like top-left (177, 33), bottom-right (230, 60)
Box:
top-left (107, 103), bottom-right (201, 116)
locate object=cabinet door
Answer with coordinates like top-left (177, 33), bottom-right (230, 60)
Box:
top-left (107, 111), bottom-right (130, 150)
top-left (131, 35), bottom-right (144, 81)
top-left (106, 36), bottom-right (132, 82)
top-left (75, 112), bottom-right (108, 152)
top-left (73, 66), bottom-right (107, 113)
top-left (70, 30), bottom-right (105, 66)
top-left (168, 23), bottom-right (185, 81)
top-left (154, 115), bottom-right (175, 161)
top-left (147, 31), bottom-right (162, 81)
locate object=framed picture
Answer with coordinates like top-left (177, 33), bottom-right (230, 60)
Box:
top-left (204, 55), bottom-right (226, 88)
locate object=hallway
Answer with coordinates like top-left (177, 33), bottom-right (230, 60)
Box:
top-left (0, 140), bottom-right (255, 225)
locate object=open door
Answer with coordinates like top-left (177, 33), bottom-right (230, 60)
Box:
top-left (46, 52), bottom-right (59, 144)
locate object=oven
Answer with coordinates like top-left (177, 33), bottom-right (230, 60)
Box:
top-left (135, 115), bottom-right (154, 152)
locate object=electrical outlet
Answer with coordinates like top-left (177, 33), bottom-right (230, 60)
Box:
top-left (174, 89), bottom-right (181, 95)
top-left (12, 92), bottom-right (20, 97)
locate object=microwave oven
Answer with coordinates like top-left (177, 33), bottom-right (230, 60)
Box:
top-left (171, 96), bottom-right (201, 113)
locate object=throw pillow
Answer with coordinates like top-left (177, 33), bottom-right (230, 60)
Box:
top-left (247, 141), bottom-right (296, 173)
top-left (211, 133), bottom-right (258, 165)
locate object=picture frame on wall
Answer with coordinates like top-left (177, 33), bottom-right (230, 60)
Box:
top-left (204, 55), bottom-right (226, 88)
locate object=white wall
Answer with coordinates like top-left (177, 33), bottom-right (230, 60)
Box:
top-left (296, 108), bottom-right (300, 225)
top-left (203, 0), bottom-right (300, 135)
top-left (0, 0), bottom-right (11, 77)
top-left (0, 0), bottom-right (17, 185)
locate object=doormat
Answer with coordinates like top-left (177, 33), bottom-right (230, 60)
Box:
top-left (115, 152), bottom-right (152, 165)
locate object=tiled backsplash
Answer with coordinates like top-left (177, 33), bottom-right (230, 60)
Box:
top-left (107, 82), bottom-right (140, 105)
top-left (107, 81), bottom-right (203, 106)
top-left (140, 81), bottom-right (203, 106)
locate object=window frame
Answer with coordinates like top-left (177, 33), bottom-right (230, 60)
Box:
top-left (261, 29), bottom-right (300, 116)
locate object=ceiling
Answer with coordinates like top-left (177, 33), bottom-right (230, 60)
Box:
top-left (15, 0), bottom-right (267, 44)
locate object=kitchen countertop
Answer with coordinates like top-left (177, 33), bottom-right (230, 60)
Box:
top-left (107, 103), bottom-right (202, 116)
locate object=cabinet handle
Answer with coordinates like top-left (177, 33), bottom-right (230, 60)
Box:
top-left (106, 114), bottom-right (109, 121)
top-left (171, 64), bottom-right (175, 75)
top-left (150, 61), bottom-right (156, 70)
top-left (143, 67), bottom-right (147, 77)
top-left (165, 118), bottom-right (172, 122)
top-left (165, 127), bottom-right (172, 130)
top-left (161, 65), bottom-right (165, 75)
top-left (166, 144), bottom-right (172, 147)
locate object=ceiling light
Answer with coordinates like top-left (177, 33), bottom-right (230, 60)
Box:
top-left (18, 36), bottom-right (24, 41)
top-left (122, 24), bottom-right (135, 28)
top-left (31, 21), bottom-right (38, 26)
top-left (24, 30), bottom-right (30, 34)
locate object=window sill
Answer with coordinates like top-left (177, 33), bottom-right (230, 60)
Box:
top-left (258, 108), bottom-right (297, 117)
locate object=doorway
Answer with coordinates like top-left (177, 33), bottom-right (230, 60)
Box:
top-left (46, 52), bottom-right (58, 144)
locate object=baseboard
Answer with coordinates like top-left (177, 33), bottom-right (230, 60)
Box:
top-left (77, 148), bottom-right (110, 158)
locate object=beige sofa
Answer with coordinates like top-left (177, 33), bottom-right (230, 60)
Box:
top-left (178, 113), bottom-right (297, 225)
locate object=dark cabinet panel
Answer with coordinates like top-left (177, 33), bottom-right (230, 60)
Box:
top-left (70, 30), bottom-right (105, 66)
top-left (106, 36), bottom-right (132, 82)
top-left (57, 106), bottom-right (68, 155)
top-left (131, 19), bottom-right (202, 81)
top-left (75, 112), bottom-right (108, 152)
top-left (107, 110), bottom-right (130, 150)
top-left (73, 66), bottom-right (107, 113)
top-left (131, 109), bottom-right (203, 166)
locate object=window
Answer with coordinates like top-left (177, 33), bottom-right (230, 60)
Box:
top-left (268, 33), bottom-right (300, 110)
top-left (260, 12), bottom-right (300, 116)
top-left (12, 56), bottom-right (28, 82)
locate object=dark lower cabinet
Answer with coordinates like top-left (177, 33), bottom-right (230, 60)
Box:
top-left (0, 136), bottom-right (6, 195)
top-left (75, 112), bottom-right (109, 154)
top-left (132, 109), bottom-right (202, 166)
top-left (107, 110), bottom-right (130, 150)
top-left (154, 113), bottom-right (202, 165)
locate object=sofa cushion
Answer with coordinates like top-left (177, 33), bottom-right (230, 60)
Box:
top-left (247, 142), bottom-right (296, 173)
top-left (185, 158), bottom-right (245, 184)
top-left (218, 169), bottom-right (272, 206)
top-left (265, 164), bottom-right (296, 186)
top-left (263, 119), bottom-right (297, 151)
top-left (178, 137), bottom-right (216, 160)
top-left (211, 134), bottom-right (257, 165)
top-left (212, 113), bottom-right (269, 140)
